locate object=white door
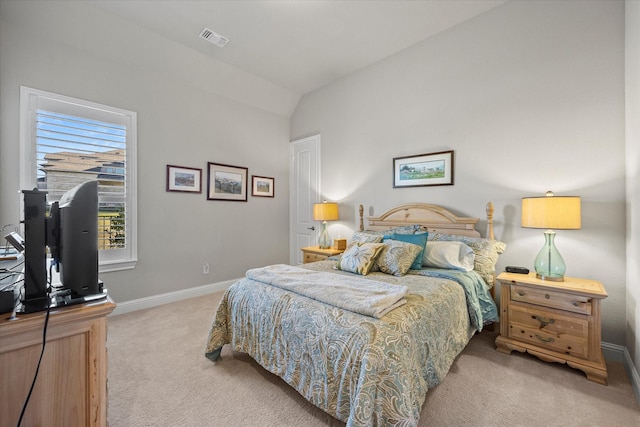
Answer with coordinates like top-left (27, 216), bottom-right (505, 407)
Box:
top-left (289, 134), bottom-right (320, 264)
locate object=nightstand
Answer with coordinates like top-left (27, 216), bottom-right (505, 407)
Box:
top-left (495, 271), bottom-right (608, 385)
top-left (301, 246), bottom-right (343, 264)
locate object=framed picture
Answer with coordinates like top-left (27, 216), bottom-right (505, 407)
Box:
top-left (251, 175), bottom-right (275, 198)
top-left (207, 162), bottom-right (248, 201)
top-left (166, 165), bottom-right (202, 193)
top-left (393, 150), bottom-right (454, 188)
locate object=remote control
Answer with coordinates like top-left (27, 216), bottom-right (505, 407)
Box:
top-left (505, 266), bottom-right (529, 274)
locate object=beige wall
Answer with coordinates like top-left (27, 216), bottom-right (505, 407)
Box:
top-left (291, 1), bottom-right (626, 345)
top-left (0, 1), bottom-right (292, 302)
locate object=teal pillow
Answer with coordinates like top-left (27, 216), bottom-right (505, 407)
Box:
top-left (388, 232), bottom-right (428, 270)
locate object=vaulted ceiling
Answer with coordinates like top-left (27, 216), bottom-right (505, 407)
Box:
top-left (92, 1), bottom-right (507, 95)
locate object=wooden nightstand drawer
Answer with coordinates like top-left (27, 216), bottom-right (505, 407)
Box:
top-left (510, 284), bottom-right (591, 315)
top-left (304, 252), bottom-right (327, 263)
top-left (507, 304), bottom-right (589, 358)
top-left (301, 246), bottom-right (344, 264)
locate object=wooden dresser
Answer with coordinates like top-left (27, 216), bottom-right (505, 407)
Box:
top-left (495, 272), bottom-right (608, 384)
top-left (301, 246), bottom-right (343, 263)
top-left (0, 298), bottom-right (116, 426)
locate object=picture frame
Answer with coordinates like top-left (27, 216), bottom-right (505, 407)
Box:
top-left (393, 150), bottom-right (454, 188)
top-left (207, 162), bottom-right (248, 201)
top-left (166, 165), bottom-right (202, 193)
top-left (251, 175), bottom-right (275, 198)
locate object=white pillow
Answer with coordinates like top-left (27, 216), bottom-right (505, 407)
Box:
top-left (422, 241), bottom-right (475, 272)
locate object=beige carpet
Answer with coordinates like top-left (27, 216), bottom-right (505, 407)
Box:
top-left (107, 291), bottom-right (640, 426)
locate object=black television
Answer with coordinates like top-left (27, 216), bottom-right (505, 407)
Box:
top-left (21, 180), bottom-right (104, 313)
top-left (49, 180), bottom-right (100, 295)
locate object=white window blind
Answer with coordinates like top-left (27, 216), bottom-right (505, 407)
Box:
top-left (21, 87), bottom-right (138, 272)
top-left (37, 110), bottom-right (127, 250)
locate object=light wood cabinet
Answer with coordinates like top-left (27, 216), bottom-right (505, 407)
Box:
top-left (0, 298), bottom-right (116, 426)
top-left (495, 272), bottom-right (607, 384)
top-left (301, 246), bottom-right (344, 264)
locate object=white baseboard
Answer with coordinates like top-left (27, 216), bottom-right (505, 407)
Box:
top-left (603, 341), bottom-right (640, 403)
top-left (602, 341), bottom-right (625, 362)
top-left (623, 346), bottom-right (640, 404)
top-left (109, 279), bottom-right (238, 316)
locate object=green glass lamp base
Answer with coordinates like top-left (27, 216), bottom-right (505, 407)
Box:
top-left (533, 230), bottom-right (566, 282)
top-left (535, 273), bottom-right (565, 282)
top-left (318, 221), bottom-right (331, 249)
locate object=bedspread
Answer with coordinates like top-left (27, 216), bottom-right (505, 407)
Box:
top-left (246, 264), bottom-right (408, 318)
top-left (205, 261), bottom-right (498, 427)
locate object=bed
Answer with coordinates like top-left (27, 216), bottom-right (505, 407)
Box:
top-left (205, 202), bottom-right (505, 427)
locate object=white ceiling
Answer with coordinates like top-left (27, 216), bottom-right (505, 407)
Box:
top-left (92, 0), bottom-right (507, 96)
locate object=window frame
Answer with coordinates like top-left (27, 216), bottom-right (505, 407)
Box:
top-left (20, 86), bottom-right (138, 272)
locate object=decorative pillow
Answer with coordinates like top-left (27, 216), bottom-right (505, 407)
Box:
top-left (375, 240), bottom-right (423, 277)
top-left (388, 232), bottom-right (428, 270)
top-left (349, 231), bottom-right (384, 247)
top-left (335, 242), bottom-right (385, 275)
top-left (428, 233), bottom-right (506, 287)
top-left (366, 224), bottom-right (422, 238)
top-left (422, 241), bottom-right (475, 272)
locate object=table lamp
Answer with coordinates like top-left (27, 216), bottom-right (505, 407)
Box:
top-left (521, 191), bottom-right (581, 281)
top-left (313, 201), bottom-right (339, 249)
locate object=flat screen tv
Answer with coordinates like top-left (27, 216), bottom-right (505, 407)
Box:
top-left (21, 180), bottom-right (103, 313)
top-left (49, 180), bottom-right (100, 295)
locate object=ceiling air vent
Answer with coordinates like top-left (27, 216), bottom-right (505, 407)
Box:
top-left (199, 27), bottom-right (229, 48)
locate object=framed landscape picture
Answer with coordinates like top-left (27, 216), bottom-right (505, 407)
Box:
top-left (207, 162), bottom-right (248, 201)
top-left (251, 175), bottom-right (275, 198)
top-left (166, 165), bottom-right (202, 193)
top-left (393, 150), bottom-right (454, 188)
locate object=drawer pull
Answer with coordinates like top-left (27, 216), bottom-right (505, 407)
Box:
top-left (545, 294), bottom-right (550, 299)
top-left (532, 315), bottom-right (555, 328)
top-left (535, 334), bottom-right (555, 344)
top-left (517, 291), bottom-right (525, 297)
top-left (572, 301), bottom-right (580, 307)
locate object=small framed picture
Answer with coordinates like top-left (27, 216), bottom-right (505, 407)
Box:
top-left (393, 150), bottom-right (454, 188)
top-left (251, 175), bottom-right (275, 198)
top-left (207, 162), bottom-right (248, 201)
top-left (166, 165), bottom-right (202, 193)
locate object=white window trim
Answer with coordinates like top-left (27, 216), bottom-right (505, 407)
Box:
top-left (20, 86), bottom-right (138, 273)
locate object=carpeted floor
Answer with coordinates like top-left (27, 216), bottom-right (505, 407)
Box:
top-left (107, 291), bottom-right (640, 426)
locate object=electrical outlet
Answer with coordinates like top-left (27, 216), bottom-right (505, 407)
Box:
top-left (202, 263), bottom-right (210, 275)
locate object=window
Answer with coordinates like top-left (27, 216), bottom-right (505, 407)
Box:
top-left (20, 87), bottom-right (138, 272)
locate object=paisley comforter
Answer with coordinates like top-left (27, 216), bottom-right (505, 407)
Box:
top-left (205, 260), bottom-right (498, 427)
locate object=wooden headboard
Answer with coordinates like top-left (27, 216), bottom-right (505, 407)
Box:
top-left (359, 202), bottom-right (495, 240)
